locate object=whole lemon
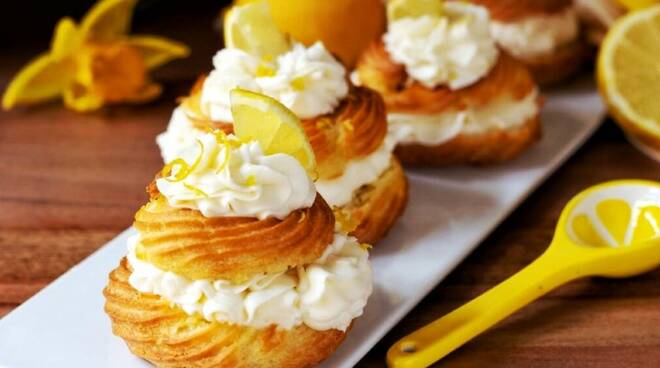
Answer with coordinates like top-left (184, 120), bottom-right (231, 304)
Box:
top-left (267, 0), bottom-right (385, 67)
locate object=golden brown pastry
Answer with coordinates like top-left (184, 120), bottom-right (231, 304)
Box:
top-left (105, 126), bottom-right (373, 367)
top-left (467, 0), bottom-right (589, 86)
top-left (105, 258), bottom-right (348, 368)
top-left (157, 0), bottom-right (407, 245)
top-left (157, 54), bottom-right (407, 245)
top-left (355, 1), bottom-right (543, 166)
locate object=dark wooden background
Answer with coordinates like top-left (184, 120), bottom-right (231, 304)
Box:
top-left (1, 1), bottom-right (659, 367)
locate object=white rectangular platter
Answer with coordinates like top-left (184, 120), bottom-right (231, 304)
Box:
top-left (0, 79), bottom-right (605, 368)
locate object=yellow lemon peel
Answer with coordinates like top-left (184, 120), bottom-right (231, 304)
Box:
top-left (183, 183), bottom-right (209, 198)
top-left (256, 63), bottom-right (276, 77)
top-left (341, 119), bottom-right (354, 132)
top-left (290, 76), bottom-right (306, 91)
top-left (244, 175), bottom-right (257, 186)
top-left (162, 140), bottom-right (204, 182)
top-left (213, 130), bottom-right (243, 174)
top-left (2, 0), bottom-right (189, 112)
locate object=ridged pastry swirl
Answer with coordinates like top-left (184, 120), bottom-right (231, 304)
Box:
top-left (302, 86), bottom-right (387, 180)
top-left (468, 0), bottom-right (573, 21)
top-left (104, 259), bottom-right (347, 368)
top-left (355, 41), bottom-right (537, 115)
top-left (136, 185), bottom-right (335, 283)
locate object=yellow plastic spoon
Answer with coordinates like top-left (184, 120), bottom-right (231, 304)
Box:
top-left (387, 179), bottom-right (660, 368)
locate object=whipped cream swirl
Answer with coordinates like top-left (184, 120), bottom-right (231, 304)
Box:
top-left (156, 107), bottom-right (206, 164)
top-left (383, 2), bottom-right (498, 90)
top-left (490, 7), bottom-right (579, 60)
top-left (156, 132), bottom-right (315, 220)
top-left (200, 42), bottom-right (348, 121)
top-left (127, 231), bottom-right (372, 331)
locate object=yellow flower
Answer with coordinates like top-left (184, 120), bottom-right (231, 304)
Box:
top-left (2, 0), bottom-right (190, 112)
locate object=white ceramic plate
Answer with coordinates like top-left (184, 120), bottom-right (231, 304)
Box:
top-left (0, 79), bottom-right (605, 368)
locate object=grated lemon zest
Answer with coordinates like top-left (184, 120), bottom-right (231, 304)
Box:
top-left (315, 118), bottom-right (332, 130)
top-left (183, 182), bottom-right (208, 197)
top-left (341, 119), bottom-right (354, 132)
top-left (244, 175), bottom-right (257, 186)
top-left (161, 158), bottom-right (190, 182)
top-left (214, 130), bottom-right (234, 174)
top-left (256, 63), bottom-right (276, 77)
top-left (359, 243), bottom-right (373, 250)
top-left (162, 139), bottom-right (204, 182)
top-left (290, 76), bottom-right (306, 91)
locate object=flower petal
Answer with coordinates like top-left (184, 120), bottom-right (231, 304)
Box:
top-left (51, 17), bottom-right (82, 59)
top-left (123, 82), bottom-right (162, 103)
top-left (2, 53), bottom-right (74, 110)
top-left (80, 0), bottom-right (137, 42)
top-left (126, 35), bottom-right (190, 69)
top-left (62, 82), bottom-right (105, 112)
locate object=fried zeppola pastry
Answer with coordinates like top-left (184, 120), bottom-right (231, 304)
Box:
top-left (468, 0), bottom-right (588, 86)
top-left (157, 21), bottom-right (407, 245)
top-left (355, 1), bottom-right (542, 166)
top-left (302, 87), bottom-right (408, 244)
top-left (105, 104), bottom-right (373, 367)
top-left (105, 258), bottom-right (348, 368)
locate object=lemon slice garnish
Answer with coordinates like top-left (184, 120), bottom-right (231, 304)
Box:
top-left (229, 88), bottom-right (316, 175)
top-left (597, 5), bottom-right (660, 151)
top-left (223, 0), bottom-right (290, 59)
top-left (387, 0), bottom-right (444, 23)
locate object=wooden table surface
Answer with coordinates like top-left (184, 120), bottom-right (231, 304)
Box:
top-left (1, 4), bottom-right (660, 367)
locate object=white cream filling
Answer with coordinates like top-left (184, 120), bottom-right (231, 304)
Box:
top-left (126, 231), bottom-right (372, 331)
top-left (315, 136), bottom-right (396, 208)
top-left (388, 89), bottom-right (539, 145)
top-left (490, 7), bottom-right (579, 60)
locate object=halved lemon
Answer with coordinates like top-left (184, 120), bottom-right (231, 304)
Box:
top-left (616, 0), bottom-right (660, 11)
top-left (229, 88), bottom-right (316, 174)
top-left (268, 0), bottom-right (385, 67)
top-left (223, 0), bottom-right (290, 59)
top-left (386, 0), bottom-right (444, 22)
top-left (597, 5), bottom-right (660, 157)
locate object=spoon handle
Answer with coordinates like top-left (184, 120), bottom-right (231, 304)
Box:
top-left (387, 249), bottom-right (583, 368)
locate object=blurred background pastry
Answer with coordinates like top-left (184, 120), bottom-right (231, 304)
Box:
top-left (104, 91), bottom-right (373, 367)
top-left (158, 1), bottom-right (407, 244)
top-left (574, 0), bottom-right (625, 46)
top-left (467, 0), bottom-right (588, 86)
top-left (355, 0), bottom-right (542, 166)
